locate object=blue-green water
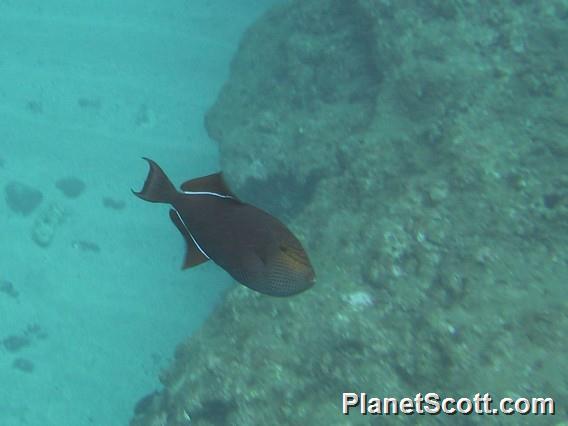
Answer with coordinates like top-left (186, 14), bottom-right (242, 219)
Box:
top-left (0, 1), bottom-right (280, 425)
top-left (3, 1), bottom-right (568, 426)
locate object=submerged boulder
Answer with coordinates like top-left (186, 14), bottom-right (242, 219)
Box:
top-left (5, 181), bottom-right (43, 215)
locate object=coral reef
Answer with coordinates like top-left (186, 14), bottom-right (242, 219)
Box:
top-left (131, 0), bottom-right (568, 424)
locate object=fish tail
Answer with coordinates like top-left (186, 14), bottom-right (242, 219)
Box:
top-left (132, 158), bottom-right (178, 204)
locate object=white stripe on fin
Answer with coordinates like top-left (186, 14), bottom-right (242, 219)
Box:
top-left (172, 208), bottom-right (210, 259)
top-left (181, 191), bottom-right (235, 199)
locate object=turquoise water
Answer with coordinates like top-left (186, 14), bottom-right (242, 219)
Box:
top-left (0, 1), bottom-right (279, 425)
top-left (3, 1), bottom-right (568, 426)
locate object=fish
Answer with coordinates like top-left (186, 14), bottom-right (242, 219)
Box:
top-left (133, 158), bottom-right (316, 297)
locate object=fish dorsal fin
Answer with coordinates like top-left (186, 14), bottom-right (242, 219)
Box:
top-left (180, 173), bottom-right (239, 199)
top-left (169, 209), bottom-right (209, 269)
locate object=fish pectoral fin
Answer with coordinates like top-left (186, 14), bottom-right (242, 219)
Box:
top-left (169, 209), bottom-right (209, 269)
top-left (180, 172), bottom-right (239, 200)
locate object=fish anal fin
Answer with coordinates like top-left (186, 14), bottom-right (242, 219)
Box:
top-left (182, 243), bottom-right (209, 269)
top-left (168, 209), bottom-right (209, 269)
top-left (180, 172), bottom-right (238, 199)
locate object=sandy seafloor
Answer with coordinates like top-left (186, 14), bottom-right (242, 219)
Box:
top-left (0, 1), bottom-right (280, 425)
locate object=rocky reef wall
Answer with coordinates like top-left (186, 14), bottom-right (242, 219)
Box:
top-left (131, 0), bottom-right (568, 425)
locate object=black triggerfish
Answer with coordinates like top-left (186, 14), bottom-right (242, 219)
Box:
top-left (133, 158), bottom-right (316, 297)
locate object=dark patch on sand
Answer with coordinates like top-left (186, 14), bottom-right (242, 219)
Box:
top-left (55, 177), bottom-right (85, 199)
top-left (5, 181), bottom-right (43, 215)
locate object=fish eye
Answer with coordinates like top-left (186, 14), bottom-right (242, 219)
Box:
top-left (279, 245), bottom-right (289, 253)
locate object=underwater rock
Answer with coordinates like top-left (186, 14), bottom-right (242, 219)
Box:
top-left (205, 0), bottom-right (380, 212)
top-left (133, 391), bottom-right (160, 415)
top-left (55, 177), bottom-right (85, 199)
top-left (0, 280), bottom-right (18, 298)
top-left (131, 0), bottom-right (568, 424)
top-left (12, 358), bottom-right (34, 373)
top-left (102, 196), bottom-right (126, 210)
top-left (32, 204), bottom-right (64, 247)
top-left (135, 104), bottom-right (156, 128)
top-left (77, 97), bottom-right (101, 110)
top-left (26, 100), bottom-right (43, 114)
top-left (71, 240), bottom-right (100, 253)
top-left (3, 335), bottom-right (30, 352)
top-left (5, 181), bottom-right (43, 215)
top-left (24, 323), bottom-right (48, 340)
